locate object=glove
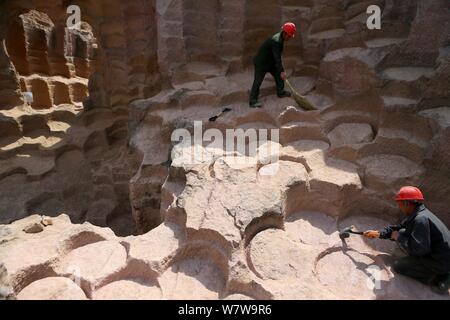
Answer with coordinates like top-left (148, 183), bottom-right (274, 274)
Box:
top-left (379, 228), bottom-right (393, 239)
top-left (379, 225), bottom-right (403, 239)
top-left (363, 230), bottom-right (380, 239)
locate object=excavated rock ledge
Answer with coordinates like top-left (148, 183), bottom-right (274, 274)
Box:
top-left (1, 139), bottom-right (449, 299)
top-left (1, 0), bottom-right (450, 300)
top-left (1, 210), bottom-right (449, 300)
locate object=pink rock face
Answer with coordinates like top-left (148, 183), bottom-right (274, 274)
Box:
top-left (224, 293), bottom-right (254, 300)
top-left (126, 222), bottom-right (184, 269)
top-left (285, 211), bottom-right (338, 246)
top-left (315, 250), bottom-right (389, 300)
top-left (321, 57), bottom-right (380, 95)
top-left (0, 263), bottom-right (15, 300)
top-left (55, 241), bottom-right (128, 293)
top-left (1, 210), bottom-right (448, 300)
top-left (18, 277), bottom-right (87, 300)
top-left (328, 123), bottom-right (374, 149)
top-left (1, 0), bottom-right (450, 301)
top-left (93, 280), bottom-right (161, 300)
top-left (248, 228), bottom-right (311, 281)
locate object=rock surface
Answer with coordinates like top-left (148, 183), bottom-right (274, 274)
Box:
top-left (18, 277), bottom-right (87, 300)
top-left (0, 263), bottom-right (15, 300)
top-left (1, 182), bottom-right (449, 300)
top-left (0, 0), bottom-right (449, 300)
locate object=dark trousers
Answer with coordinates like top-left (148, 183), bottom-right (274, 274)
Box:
top-left (249, 65), bottom-right (285, 104)
top-left (393, 256), bottom-right (450, 285)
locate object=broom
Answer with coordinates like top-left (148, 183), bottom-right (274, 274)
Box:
top-left (285, 78), bottom-right (317, 111)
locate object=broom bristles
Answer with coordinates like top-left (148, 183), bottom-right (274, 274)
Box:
top-left (285, 79), bottom-right (317, 111)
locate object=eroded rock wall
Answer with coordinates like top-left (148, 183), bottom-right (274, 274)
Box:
top-left (0, 0), bottom-right (162, 235)
top-left (0, 0), bottom-right (449, 236)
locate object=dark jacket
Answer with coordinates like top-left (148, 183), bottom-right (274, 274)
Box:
top-left (381, 205), bottom-right (450, 270)
top-left (253, 32), bottom-right (285, 74)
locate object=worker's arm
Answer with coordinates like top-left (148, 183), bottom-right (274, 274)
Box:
top-left (397, 216), bottom-right (431, 256)
top-left (271, 41), bottom-right (284, 76)
top-left (379, 224), bottom-right (404, 239)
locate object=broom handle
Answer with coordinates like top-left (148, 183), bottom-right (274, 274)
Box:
top-left (285, 78), bottom-right (294, 92)
top-left (285, 78), bottom-right (304, 97)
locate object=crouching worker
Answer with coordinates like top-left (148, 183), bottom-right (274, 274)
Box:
top-left (364, 186), bottom-right (450, 295)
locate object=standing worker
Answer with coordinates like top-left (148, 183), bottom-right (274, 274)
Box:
top-left (249, 22), bottom-right (296, 108)
top-left (364, 186), bottom-right (450, 295)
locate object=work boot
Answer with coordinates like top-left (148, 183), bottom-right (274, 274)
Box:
top-left (277, 91), bottom-right (291, 98)
top-left (430, 273), bottom-right (450, 295)
top-left (249, 101), bottom-right (262, 108)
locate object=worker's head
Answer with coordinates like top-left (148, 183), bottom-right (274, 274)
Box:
top-left (396, 200), bottom-right (419, 215)
top-left (394, 186), bottom-right (424, 215)
top-left (282, 22), bottom-right (296, 41)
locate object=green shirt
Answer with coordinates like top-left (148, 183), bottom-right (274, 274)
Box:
top-left (253, 32), bottom-right (285, 74)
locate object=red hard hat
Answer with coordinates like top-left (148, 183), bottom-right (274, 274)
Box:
top-left (282, 22), bottom-right (296, 37)
top-left (395, 186), bottom-right (424, 202)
